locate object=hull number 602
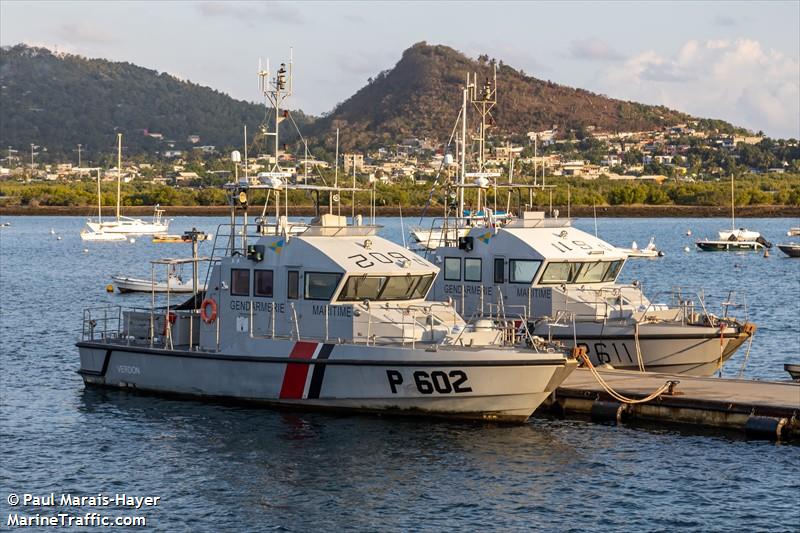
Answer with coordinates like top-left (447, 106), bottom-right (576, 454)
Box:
top-left (386, 370), bottom-right (472, 394)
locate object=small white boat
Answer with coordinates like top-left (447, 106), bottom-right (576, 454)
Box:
top-left (112, 274), bottom-right (205, 293)
top-left (81, 230), bottom-right (127, 242)
top-left (0, 222), bottom-right (10, 228)
top-left (619, 237), bottom-right (663, 258)
top-left (698, 176), bottom-right (769, 252)
top-left (788, 228), bottom-right (800, 237)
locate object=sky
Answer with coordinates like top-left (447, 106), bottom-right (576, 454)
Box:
top-left (2, 0), bottom-right (798, 138)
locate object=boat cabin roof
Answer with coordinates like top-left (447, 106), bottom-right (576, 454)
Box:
top-left (461, 212), bottom-right (626, 261)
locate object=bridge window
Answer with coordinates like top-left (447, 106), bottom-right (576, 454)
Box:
top-left (539, 260), bottom-right (623, 284)
top-left (287, 270), bottom-right (299, 299)
top-left (509, 259), bottom-right (542, 284)
top-left (464, 258), bottom-right (482, 282)
top-left (231, 268), bottom-right (250, 296)
top-left (444, 257), bottom-right (461, 281)
top-left (254, 269), bottom-right (273, 297)
top-left (338, 274), bottom-right (435, 302)
top-left (305, 272), bottom-right (342, 301)
top-left (539, 262), bottom-right (580, 284)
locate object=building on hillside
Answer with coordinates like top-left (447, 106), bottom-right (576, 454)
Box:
top-left (187, 135), bottom-right (201, 144)
top-left (173, 171), bottom-right (200, 184)
top-left (343, 153), bottom-right (364, 173)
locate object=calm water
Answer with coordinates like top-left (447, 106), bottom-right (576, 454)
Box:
top-left (1, 215), bottom-right (799, 531)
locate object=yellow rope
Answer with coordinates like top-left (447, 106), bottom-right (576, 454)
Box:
top-left (634, 321), bottom-right (646, 373)
top-left (575, 349), bottom-right (671, 405)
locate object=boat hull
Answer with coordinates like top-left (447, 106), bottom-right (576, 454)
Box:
top-left (534, 322), bottom-right (751, 376)
top-left (777, 244), bottom-right (800, 257)
top-left (695, 240), bottom-right (765, 252)
top-left (76, 340), bottom-right (575, 423)
top-left (87, 221), bottom-right (169, 235)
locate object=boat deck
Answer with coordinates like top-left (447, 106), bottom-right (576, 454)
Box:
top-left (542, 368), bottom-right (800, 441)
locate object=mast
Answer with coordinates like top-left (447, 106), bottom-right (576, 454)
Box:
top-left (97, 168), bottom-right (102, 223)
top-left (458, 75), bottom-right (468, 220)
top-left (116, 133), bottom-right (122, 222)
top-left (731, 174), bottom-right (735, 231)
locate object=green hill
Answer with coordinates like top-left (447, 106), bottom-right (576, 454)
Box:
top-left (0, 44), bottom-right (311, 159)
top-left (309, 42), bottom-right (740, 150)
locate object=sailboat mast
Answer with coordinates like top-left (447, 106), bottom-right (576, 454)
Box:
top-left (731, 174), bottom-right (735, 231)
top-left (116, 133), bottom-right (121, 222)
top-left (97, 168), bottom-right (102, 223)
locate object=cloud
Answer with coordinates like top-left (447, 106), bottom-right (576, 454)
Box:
top-left (596, 38), bottom-right (799, 138)
top-left (196, 1), bottom-right (304, 26)
top-left (568, 38), bottom-right (624, 61)
top-left (52, 22), bottom-right (115, 45)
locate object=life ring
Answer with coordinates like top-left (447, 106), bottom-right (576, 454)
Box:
top-left (200, 298), bottom-right (218, 324)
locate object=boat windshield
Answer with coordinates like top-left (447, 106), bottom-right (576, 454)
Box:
top-left (538, 260), bottom-right (623, 285)
top-left (338, 274), bottom-right (434, 301)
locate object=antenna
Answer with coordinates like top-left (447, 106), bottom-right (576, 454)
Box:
top-left (469, 62), bottom-right (497, 174)
top-left (258, 51), bottom-right (294, 174)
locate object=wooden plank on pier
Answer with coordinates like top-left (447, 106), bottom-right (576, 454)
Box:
top-left (547, 368), bottom-right (800, 440)
top-left (561, 368), bottom-right (800, 410)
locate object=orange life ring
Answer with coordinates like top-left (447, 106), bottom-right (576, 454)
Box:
top-left (200, 298), bottom-right (218, 324)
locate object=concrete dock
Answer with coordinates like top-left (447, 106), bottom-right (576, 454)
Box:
top-left (543, 368), bottom-right (800, 441)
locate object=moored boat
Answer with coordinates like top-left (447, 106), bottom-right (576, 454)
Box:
top-left (776, 243), bottom-right (800, 257)
top-left (619, 237), bottom-right (664, 258)
top-left (111, 273), bottom-right (204, 293)
top-left (82, 134), bottom-right (170, 236)
top-left (76, 56), bottom-right (577, 423)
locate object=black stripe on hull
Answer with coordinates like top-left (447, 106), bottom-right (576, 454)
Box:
top-left (307, 344), bottom-right (334, 399)
top-left (76, 342), bottom-right (567, 368)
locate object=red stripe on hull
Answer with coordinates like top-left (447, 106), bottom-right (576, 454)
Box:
top-left (279, 342), bottom-right (318, 399)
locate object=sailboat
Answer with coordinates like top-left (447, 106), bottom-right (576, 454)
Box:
top-left (695, 175), bottom-right (771, 252)
top-left (83, 134), bottom-right (170, 236)
top-left (80, 168), bottom-right (126, 241)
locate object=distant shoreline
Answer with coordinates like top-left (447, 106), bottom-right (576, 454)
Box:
top-left (1, 205), bottom-right (799, 218)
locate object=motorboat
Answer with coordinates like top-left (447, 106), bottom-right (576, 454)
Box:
top-left (78, 210), bottom-right (576, 422)
top-left (111, 274), bottom-right (205, 293)
top-left (82, 134), bottom-right (170, 236)
top-left (787, 228), bottom-right (800, 237)
top-left (696, 175), bottom-right (770, 252)
top-left (153, 233), bottom-right (211, 244)
top-left (785, 364), bottom-right (800, 381)
top-left (618, 237), bottom-right (664, 258)
top-left (695, 237), bottom-right (771, 252)
top-left (81, 230), bottom-right (126, 242)
top-left (415, 70), bottom-right (756, 376)
top-left (423, 211), bottom-right (757, 376)
top-left (75, 58), bottom-right (577, 423)
top-left (776, 243), bottom-right (800, 257)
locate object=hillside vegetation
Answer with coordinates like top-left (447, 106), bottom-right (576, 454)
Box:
top-left (309, 42), bottom-right (741, 150)
top-left (0, 45), bottom-right (310, 157)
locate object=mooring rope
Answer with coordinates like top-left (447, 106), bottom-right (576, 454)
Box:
top-left (573, 347), bottom-right (672, 405)
top-left (737, 329), bottom-right (756, 378)
top-left (634, 321), bottom-right (646, 373)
